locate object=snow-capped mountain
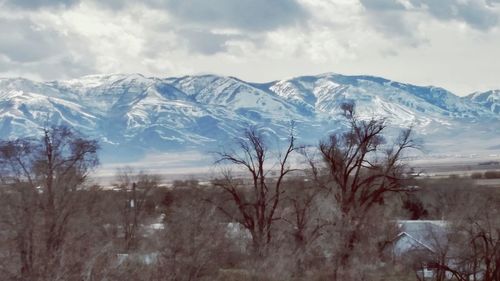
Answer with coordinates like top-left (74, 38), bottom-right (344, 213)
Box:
top-left (0, 73), bottom-right (499, 162)
top-left (468, 90), bottom-right (500, 114)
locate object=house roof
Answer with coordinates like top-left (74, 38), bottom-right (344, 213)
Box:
top-left (393, 220), bottom-right (448, 256)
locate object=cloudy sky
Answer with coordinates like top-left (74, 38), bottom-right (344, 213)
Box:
top-left (0, 0), bottom-right (499, 96)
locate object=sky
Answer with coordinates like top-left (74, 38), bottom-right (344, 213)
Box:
top-left (0, 0), bottom-right (500, 96)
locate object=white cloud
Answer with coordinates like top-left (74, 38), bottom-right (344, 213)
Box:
top-left (1, 0), bottom-right (80, 10)
top-left (160, 0), bottom-right (309, 32)
top-left (0, 0), bottom-right (499, 95)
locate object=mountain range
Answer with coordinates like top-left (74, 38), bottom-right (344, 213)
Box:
top-left (1, 73), bottom-right (499, 163)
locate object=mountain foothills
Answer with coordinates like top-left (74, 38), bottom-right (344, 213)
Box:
top-left (0, 73), bottom-right (499, 162)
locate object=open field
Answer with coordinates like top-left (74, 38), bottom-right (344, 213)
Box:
top-left (91, 156), bottom-right (500, 189)
top-left (473, 178), bottom-right (500, 188)
top-left (411, 157), bottom-right (499, 175)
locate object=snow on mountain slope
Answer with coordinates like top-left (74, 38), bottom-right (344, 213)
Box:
top-left (468, 90), bottom-right (500, 114)
top-left (0, 73), bottom-right (499, 162)
top-left (269, 74), bottom-right (488, 131)
top-left (0, 79), bottom-right (98, 137)
top-left (166, 75), bottom-right (306, 121)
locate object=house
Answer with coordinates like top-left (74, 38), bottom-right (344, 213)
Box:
top-left (393, 220), bottom-right (449, 257)
top-left (392, 220), bottom-right (451, 279)
top-left (117, 252), bottom-right (159, 265)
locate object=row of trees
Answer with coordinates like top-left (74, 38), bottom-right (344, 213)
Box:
top-left (213, 103), bottom-right (419, 280)
top-left (0, 103), bottom-right (498, 280)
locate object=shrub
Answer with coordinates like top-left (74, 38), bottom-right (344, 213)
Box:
top-left (470, 172), bottom-right (483, 179)
top-left (484, 170), bottom-right (500, 179)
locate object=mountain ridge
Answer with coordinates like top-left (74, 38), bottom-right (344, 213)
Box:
top-left (1, 73), bottom-right (499, 162)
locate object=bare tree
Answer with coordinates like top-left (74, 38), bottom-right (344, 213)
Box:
top-left (0, 125), bottom-right (99, 281)
top-left (213, 127), bottom-right (298, 256)
top-left (285, 181), bottom-right (325, 251)
top-left (0, 138), bottom-right (39, 280)
top-left (315, 103), bottom-right (418, 278)
top-left (156, 186), bottom-right (233, 281)
top-left (113, 168), bottom-right (160, 252)
top-left (459, 214), bottom-right (500, 281)
top-left (432, 191), bottom-right (500, 281)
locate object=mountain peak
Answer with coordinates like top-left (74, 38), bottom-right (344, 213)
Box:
top-left (468, 89), bottom-right (500, 114)
top-left (1, 73), bottom-right (499, 162)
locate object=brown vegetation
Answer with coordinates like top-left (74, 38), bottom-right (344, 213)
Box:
top-left (0, 108), bottom-right (499, 280)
